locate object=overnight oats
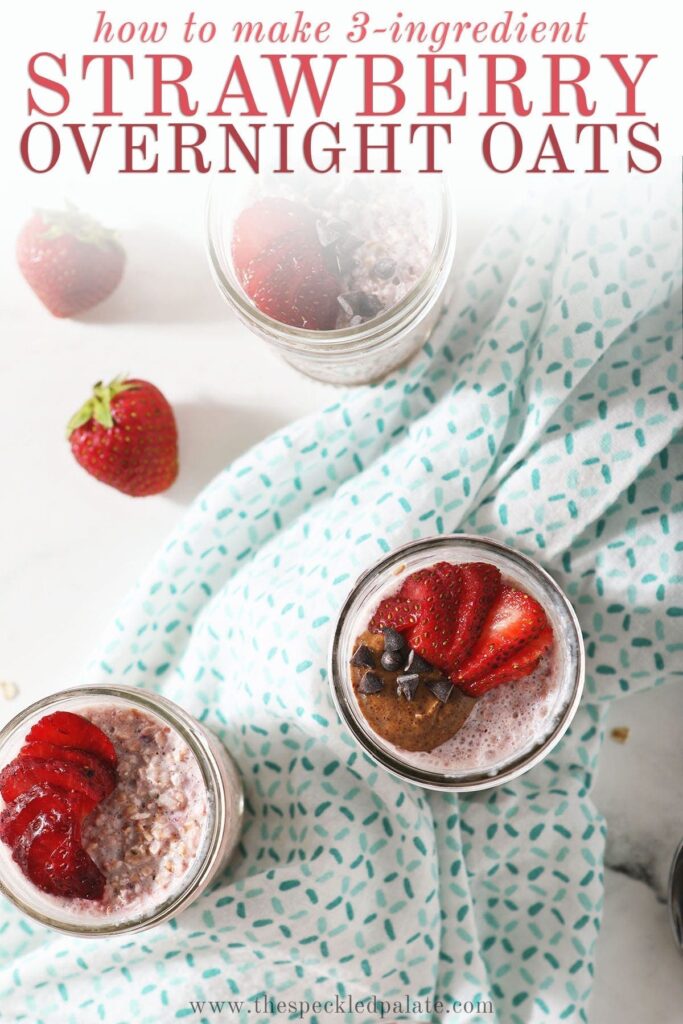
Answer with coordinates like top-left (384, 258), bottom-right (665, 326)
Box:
top-left (330, 537), bottom-right (584, 791)
top-left (208, 176), bottom-right (455, 384)
top-left (0, 686), bottom-right (244, 934)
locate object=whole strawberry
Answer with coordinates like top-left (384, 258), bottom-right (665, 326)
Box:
top-left (67, 377), bottom-right (178, 497)
top-left (17, 203), bottom-right (125, 318)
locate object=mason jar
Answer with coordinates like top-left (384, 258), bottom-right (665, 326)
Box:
top-left (329, 535), bottom-right (585, 792)
top-left (207, 175), bottom-right (456, 385)
top-left (0, 685), bottom-right (243, 936)
top-left (668, 834), bottom-right (683, 949)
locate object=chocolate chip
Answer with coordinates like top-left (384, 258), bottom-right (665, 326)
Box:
top-left (426, 677), bottom-right (453, 703)
top-left (336, 233), bottom-right (363, 255)
top-left (396, 674), bottom-right (420, 700)
top-left (351, 644), bottom-right (376, 669)
top-left (358, 292), bottom-right (383, 318)
top-left (337, 291), bottom-right (383, 319)
top-left (382, 628), bottom-right (406, 653)
top-left (408, 652), bottom-right (434, 675)
top-left (372, 257), bottom-right (397, 280)
top-left (358, 671), bottom-right (383, 695)
top-left (380, 649), bottom-right (404, 672)
top-left (337, 253), bottom-right (360, 276)
top-left (316, 218), bottom-right (348, 248)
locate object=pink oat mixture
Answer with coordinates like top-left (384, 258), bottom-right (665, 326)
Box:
top-left (71, 705), bottom-right (208, 916)
top-left (324, 182), bottom-right (432, 328)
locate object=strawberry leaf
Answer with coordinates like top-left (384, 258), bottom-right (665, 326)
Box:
top-left (66, 375), bottom-right (135, 438)
top-left (92, 395), bottom-right (113, 429)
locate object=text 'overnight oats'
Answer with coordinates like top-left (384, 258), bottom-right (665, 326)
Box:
top-left (0, 706), bottom-right (208, 919)
top-left (347, 557), bottom-right (569, 779)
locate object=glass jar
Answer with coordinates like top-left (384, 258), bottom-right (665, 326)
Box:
top-left (668, 834), bottom-right (683, 949)
top-left (0, 685), bottom-right (244, 935)
top-left (329, 535), bottom-right (585, 792)
top-left (207, 176), bottom-right (456, 385)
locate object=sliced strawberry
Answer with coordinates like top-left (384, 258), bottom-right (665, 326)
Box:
top-left (365, 560), bottom-right (550, 695)
top-left (24, 823), bottom-right (105, 900)
top-left (404, 566), bottom-right (464, 673)
top-left (20, 741), bottom-right (112, 771)
top-left (440, 562), bottom-right (501, 671)
top-left (399, 563), bottom-right (457, 603)
top-left (455, 585), bottom-right (548, 683)
top-left (0, 711), bottom-right (115, 902)
top-left (245, 235), bottom-right (340, 330)
top-left (289, 263), bottom-right (341, 330)
top-left (432, 561), bottom-right (465, 585)
top-left (0, 756), bottom-right (116, 804)
top-left (459, 627), bottom-right (554, 697)
top-left (232, 198), bottom-right (317, 279)
top-left (0, 785), bottom-right (96, 848)
top-left (369, 596), bottom-right (421, 633)
top-left (1, 789), bottom-right (72, 851)
top-left (241, 228), bottom-right (321, 294)
top-left (368, 566), bottom-right (454, 635)
top-left (11, 805), bottom-right (77, 872)
top-left (25, 711), bottom-right (117, 766)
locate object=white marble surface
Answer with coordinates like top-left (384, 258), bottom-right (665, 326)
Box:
top-left (591, 686), bottom-right (683, 1020)
top-left (0, 177), bottom-right (680, 1021)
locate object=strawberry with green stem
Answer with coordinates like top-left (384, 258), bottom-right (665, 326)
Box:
top-left (17, 203), bottom-right (125, 318)
top-left (67, 376), bottom-right (178, 497)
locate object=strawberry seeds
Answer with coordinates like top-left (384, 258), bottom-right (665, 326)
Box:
top-left (0, 711), bottom-right (117, 900)
top-left (350, 560), bottom-right (556, 756)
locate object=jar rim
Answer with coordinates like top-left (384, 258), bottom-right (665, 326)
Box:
top-left (668, 833), bottom-right (683, 950)
top-left (206, 176), bottom-right (456, 354)
top-left (0, 685), bottom-right (228, 936)
top-left (328, 534), bottom-right (585, 792)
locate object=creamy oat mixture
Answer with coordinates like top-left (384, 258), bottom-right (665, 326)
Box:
top-left (319, 180), bottom-right (433, 328)
top-left (74, 705), bottom-right (208, 916)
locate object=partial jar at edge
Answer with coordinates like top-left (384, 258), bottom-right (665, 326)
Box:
top-left (207, 175), bottom-right (456, 386)
top-left (0, 685), bottom-right (244, 936)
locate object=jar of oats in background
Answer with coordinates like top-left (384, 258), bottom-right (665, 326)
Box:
top-left (207, 175), bottom-right (456, 385)
top-left (0, 685), bottom-right (244, 936)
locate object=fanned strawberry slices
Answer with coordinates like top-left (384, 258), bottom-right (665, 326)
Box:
top-left (369, 561), bottom-right (553, 696)
top-left (25, 710), bottom-right (117, 764)
top-left (0, 711), bottom-right (118, 900)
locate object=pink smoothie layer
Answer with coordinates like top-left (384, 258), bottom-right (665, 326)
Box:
top-left (386, 653), bottom-right (560, 775)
